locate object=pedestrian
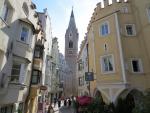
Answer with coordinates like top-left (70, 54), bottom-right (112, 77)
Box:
top-left (47, 104), bottom-right (54, 113)
top-left (64, 99), bottom-right (67, 106)
top-left (54, 97), bottom-right (57, 107)
top-left (68, 98), bottom-right (71, 107)
top-left (58, 98), bottom-right (61, 107)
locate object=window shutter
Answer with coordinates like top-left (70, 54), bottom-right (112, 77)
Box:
top-left (19, 64), bottom-right (26, 84)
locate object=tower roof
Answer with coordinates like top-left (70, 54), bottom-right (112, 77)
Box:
top-left (71, 9), bottom-right (74, 18)
top-left (68, 9), bottom-right (76, 29)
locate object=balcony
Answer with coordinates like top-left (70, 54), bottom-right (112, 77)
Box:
top-left (30, 86), bottom-right (40, 97)
top-left (36, 38), bottom-right (45, 48)
top-left (33, 58), bottom-right (42, 70)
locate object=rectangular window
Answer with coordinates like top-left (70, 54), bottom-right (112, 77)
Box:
top-left (78, 59), bottom-right (83, 71)
top-left (79, 77), bottom-right (84, 86)
top-left (101, 55), bottom-right (115, 74)
top-left (131, 59), bottom-right (143, 73)
top-left (1, 2), bottom-right (9, 21)
top-left (20, 27), bottom-right (29, 43)
top-left (100, 22), bottom-right (110, 36)
top-left (125, 24), bottom-right (136, 36)
top-left (0, 105), bottom-right (13, 113)
top-left (147, 7), bottom-right (150, 23)
top-left (31, 70), bottom-right (40, 84)
top-left (34, 46), bottom-right (43, 58)
top-left (11, 63), bottom-right (21, 83)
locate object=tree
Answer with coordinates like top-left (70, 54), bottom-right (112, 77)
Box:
top-left (132, 89), bottom-right (150, 113)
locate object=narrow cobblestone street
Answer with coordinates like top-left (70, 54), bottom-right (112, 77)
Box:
top-left (58, 107), bottom-right (75, 113)
top-left (52, 102), bottom-right (76, 113)
top-left (53, 106), bottom-right (75, 113)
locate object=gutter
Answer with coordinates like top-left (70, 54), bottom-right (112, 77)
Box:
top-left (115, 12), bottom-right (127, 84)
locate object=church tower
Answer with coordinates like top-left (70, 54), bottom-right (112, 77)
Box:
top-left (65, 9), bottom-right (79, 96)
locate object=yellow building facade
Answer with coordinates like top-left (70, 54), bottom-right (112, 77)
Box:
top-left (87, 0), bottom-right (150, 103)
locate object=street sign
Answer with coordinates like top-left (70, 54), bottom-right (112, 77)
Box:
top-left (40, 85), bottom-right (47, 90)
top-left (85, 72), bottom-right (94, 81)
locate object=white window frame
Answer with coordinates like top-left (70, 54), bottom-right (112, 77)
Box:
top-left (100, 54), bottom-right (115, 74)
top-left (131, 58), bottom-right (143, 73)
top-left (99, 21), bottom-right (110, 37)
top-left (147, 7), bottom-right (150, 23)
top-left (11, 62), bottom-right (21, 83)
top-left (125, 24), bottom-right (136, 36)
top-left (1, 2), bottom-right (9, 22)
top-left (20, 25), bottom-right (30, 44)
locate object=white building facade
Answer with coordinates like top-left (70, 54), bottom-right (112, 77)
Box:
top-left (0, 0), bottom-right (38, 112)
top-left (77, 37), bottom-right (89, 96)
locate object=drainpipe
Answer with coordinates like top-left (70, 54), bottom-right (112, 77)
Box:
top-left (115, 12), bottom-right (127, 84)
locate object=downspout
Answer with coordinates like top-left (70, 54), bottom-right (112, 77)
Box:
top-left (115, 13), bottom-right (127, 84)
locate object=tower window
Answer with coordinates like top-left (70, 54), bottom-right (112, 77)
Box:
top-left (69, 41), bottom-right (73, 48)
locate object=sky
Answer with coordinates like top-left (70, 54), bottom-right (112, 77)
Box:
top-left (33, 0), bottom-right (102, 54)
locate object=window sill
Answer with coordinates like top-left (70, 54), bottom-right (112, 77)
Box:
top-left (16, 40), bottom-right (29, 46)
top-left (101, 71), bottom-right (115, 75)
top-left (125, 34), bottom-right (136, 37)
top-left (131, 72), bottom-right (145, 75)
top-left (9, 82), bottom-right (27, 88)
top-left (100, 34), bottom-right (109, 37)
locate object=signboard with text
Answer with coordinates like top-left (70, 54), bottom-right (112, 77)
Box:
top-left (85, 72), bottom-right (94, 81)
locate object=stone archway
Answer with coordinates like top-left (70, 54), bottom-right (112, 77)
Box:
top-left (94, 88), bottom-right (110, 104)
top-left (116, 89), bottom-right (143, 113)
top-left (93, 90), bottom-right (105, 105)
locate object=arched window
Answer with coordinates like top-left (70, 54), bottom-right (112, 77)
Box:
top-left (22, 2), bottom-right (29, 16)
top-left (69, 41), bottom-right (73, 48)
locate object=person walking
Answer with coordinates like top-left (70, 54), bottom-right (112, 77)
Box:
top-left (58, 98), bottom-right (61, 108)
top-left (68, 98), bottom-right (72, 107)
top-left (64, 99), bottom-right (67, 106)
top-left (47, 104), bottom-right (54, 113)
top-left (54, 97), bottom-right (57, 107)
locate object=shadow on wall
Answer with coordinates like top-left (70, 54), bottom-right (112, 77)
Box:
top-left (0, 19), bottom-right (22, 90)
